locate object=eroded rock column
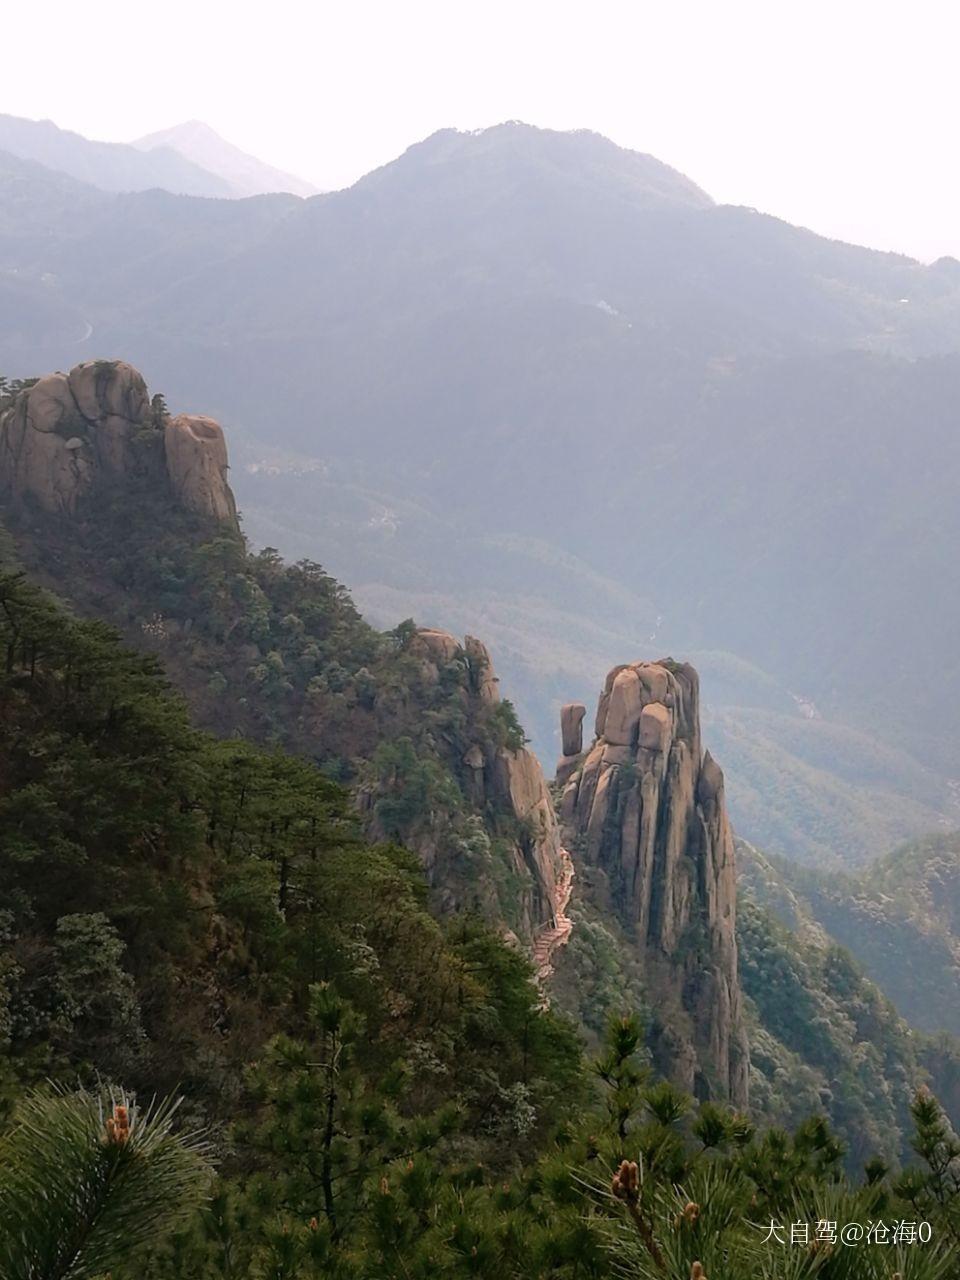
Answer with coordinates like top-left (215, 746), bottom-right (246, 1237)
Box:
top-left (559, 659), bottom-right (749, 1105)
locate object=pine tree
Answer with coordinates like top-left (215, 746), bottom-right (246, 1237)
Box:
top-left (0, 1087), bottom-right (211, 1280)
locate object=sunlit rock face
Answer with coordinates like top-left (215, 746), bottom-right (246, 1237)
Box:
top-left (164, 414), bottom-right (237, 525)
top-left (0, 360), bottom-right (238, 529)
top-left (559, 659), bottom-right (749, 1105)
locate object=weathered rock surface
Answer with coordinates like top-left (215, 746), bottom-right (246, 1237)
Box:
top-left (68, 360), bottom-right (149, 424)
top-left (408, 628), bottom-right (462, 673)
top-left (559, 658), bottom-right (749, 1105)
top-left (465, 634), bottom-right (500, 703)
top-left (0, 359), bottom-right (238, 530)
top-left (164, 415), bottom-right (237, 524)
top-left (560, 701), bottom-right (586, 756)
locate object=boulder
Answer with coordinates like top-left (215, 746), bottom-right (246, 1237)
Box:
top-left (560, 701), bottom-right (586, 755)
top-left (67, 360), bottom-right (148, 423)
top-left (0, 374), bottom-right (92, 513)
top-left (164, 414), bottom-right (238, 524)
top-left (409, 628), bottom-right (461, 667)
top-left (638, 701), bottom-right (671, 752)
top-left (604, 668), bottom-right (644, 745)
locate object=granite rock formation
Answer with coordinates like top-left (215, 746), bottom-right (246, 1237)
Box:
top-left (560, 701), bottom-right (586, 757)
top-left (164, 414), bottom-right (238, 524)
top-left (559, 659), bottom-right (749, 1105)
top-left (0, 360), bottom-right (238, 528)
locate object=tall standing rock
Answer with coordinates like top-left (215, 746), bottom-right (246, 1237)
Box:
top-left (559, 659), bottom-right (749, 1105)
top-left (560, 702), bottom-right (586, 756)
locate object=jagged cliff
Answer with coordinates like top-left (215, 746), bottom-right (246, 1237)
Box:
top-left (383, 627), bottom-right (569, 944)
top-left (558, 660), bottom-right (749, 1105)
top-left (0, 360), bottom-right (237, 526)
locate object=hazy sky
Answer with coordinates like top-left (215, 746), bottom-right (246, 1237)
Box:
top-left (5, 0), bottom-right (959, 261)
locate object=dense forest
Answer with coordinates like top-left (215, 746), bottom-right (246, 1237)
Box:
top-left (0, 568), bottom-right (959, 1276)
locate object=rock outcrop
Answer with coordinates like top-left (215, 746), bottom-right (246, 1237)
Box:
top-left (560, 701), bottom-right (586, 757)
top-left (164, 415), bottom-right (237, 525)
top-left (559, 659), bottom-right (749, 1105)
top-left (400, 628), bottom-right (568, 945)
top-left (0, 360), bottom-right (238, 529)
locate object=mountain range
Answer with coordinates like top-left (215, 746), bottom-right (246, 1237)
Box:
top-left (0, 113), bottom-right (317, 198)
top-left (2, 118), bottom-right (960, 865)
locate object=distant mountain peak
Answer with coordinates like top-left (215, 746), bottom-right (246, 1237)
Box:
top-left (133, 120), bottom-right (320, 199)
top-left (0, 112), bottom-right (233, 197)
top-left (359, 121), bottom-right (713, 210)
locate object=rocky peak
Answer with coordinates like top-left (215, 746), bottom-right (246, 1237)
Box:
top-left (0, 359), bottom-right (238, 529)
top-left (558, 659), bottom-right (749, 1105)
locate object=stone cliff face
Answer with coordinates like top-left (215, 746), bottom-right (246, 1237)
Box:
top-left (0, 360), bottom-right (237, 528)
top-left (402, 627), bottom-right (567, 944)
top-left (558, 659), bottom-right (749, 1105)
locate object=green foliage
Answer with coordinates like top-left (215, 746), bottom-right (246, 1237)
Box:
top-left (0, 568), bottom-right (580, 1143)
top-left (738, 896), bottom-right (933, 1169)
top-left (549, 902), bottom-right (652, 1042)
top-left (133, 1014), bottom-right (960, 1279)
top-left (487, 698), bottom-right (527, 751)
top-left (0, 1087), bottom-right (212, 1280)
top-left (371, 736), bottom-right (463, 837)
top-left (746, 833), bottom-right (960, 1037)
top-left (6, 478), bottom-right (550, 937)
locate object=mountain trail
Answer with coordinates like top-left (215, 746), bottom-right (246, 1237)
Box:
top-left (533, 847), bottom-right (574, 986)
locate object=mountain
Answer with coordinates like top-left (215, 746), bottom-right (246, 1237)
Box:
top-left (4, 536), bottom-right (959, 1268)
top-left (133, 120), bottom-right (319, 197)
top-left (740, 834), bottom-right (960, 1038)
top-left (4, 122), bottom-right (960, 862)
top-left (0, 114), bottom-right (234, 197)
top-left (5, 359), bottom-right (960, 1179)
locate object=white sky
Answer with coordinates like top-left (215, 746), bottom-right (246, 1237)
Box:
top-left (4, 0), bottom-right (959, 261)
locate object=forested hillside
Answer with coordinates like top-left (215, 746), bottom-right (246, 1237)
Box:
top-left (740, 835), bottom-right (960, 1037)
top-left (1, 567), bottom-right (959, 1276)
top-left (2, 364), bottom-right (960, 1276)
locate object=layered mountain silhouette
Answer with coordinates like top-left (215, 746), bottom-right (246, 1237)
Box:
top-left (2, 120), bottom-right (960, 862)
top-left (0, 113), bottom-right (317, 199)
top-left (132, 120), bottom-right (320, 197)
top-left (0, 113), bottom-right (233, 197)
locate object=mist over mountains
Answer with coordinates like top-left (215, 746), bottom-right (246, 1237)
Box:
top-left (0, 112), bottom-right (318, 198)
top-left (132, 119), bottom-right (321, 198)
top-left (2, 118), bottom-right (960, 864)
